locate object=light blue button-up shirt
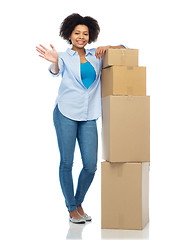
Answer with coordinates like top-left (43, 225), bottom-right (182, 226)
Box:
top-left (48, 48), bottom-right (102, 121)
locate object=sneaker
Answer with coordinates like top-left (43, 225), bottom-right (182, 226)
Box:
top-left (82, 214), bottom-right (92, 221)
top-left (69, 216), bottom-right (86, 224)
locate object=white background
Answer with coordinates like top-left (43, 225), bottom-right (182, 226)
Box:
top-left (1, 0), bottom-right (186, 239)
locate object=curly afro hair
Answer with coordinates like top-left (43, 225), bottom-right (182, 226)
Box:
top-left (59, 13), bottom-right (100, 44)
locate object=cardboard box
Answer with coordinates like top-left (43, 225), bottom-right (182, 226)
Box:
top-left (102, 96), bottom-right (150, 162)
top-left (102, 48), bottom-right (138, 69)
top-left (101, 161), bottom-right (149, 229)
top-left (101, 66), bottom-right (146, 97)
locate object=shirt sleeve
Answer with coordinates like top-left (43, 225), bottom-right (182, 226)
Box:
top-left (48, 54), bottom-right (64, 77)
top-left (91, 47), bottom-right (103, 69)
top-left (119, 44), bottom-right (129, 49)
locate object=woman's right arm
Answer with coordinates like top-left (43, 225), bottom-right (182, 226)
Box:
top-left (50, 62), bottom-right (60, 75)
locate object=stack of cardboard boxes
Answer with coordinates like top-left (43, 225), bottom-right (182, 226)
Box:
top-left (101, 48), bottom-right (150, 230)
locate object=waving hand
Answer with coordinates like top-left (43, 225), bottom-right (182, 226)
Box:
top-left (36, 44), bottom-right (58, 63)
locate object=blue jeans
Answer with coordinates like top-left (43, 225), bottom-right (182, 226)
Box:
top-left (53, 104), bottom-right (98, 212)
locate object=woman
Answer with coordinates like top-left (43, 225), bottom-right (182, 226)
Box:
top-left (36, 13), bottom-right (126, 224)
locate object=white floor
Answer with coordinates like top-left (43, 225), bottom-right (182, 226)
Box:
top-left (1, 157), bottom-right (186, 240)
top-left (65, 217), bottom-right (149, 240)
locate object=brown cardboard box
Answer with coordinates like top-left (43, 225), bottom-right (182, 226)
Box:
top-left (102, 96), bottom-right (150, 162)
top-left (102, 48), bottom-right (138, 69)
top-left (101, 66), bottom-right (146, 97)
top-left (101, 161), bottom-right (149, 229)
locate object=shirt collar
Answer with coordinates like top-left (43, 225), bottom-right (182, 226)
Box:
top-left (66, 48), bottom-right (93, 56)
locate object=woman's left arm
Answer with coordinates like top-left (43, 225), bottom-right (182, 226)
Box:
top-left (95, 45), bottom-right (127, 59)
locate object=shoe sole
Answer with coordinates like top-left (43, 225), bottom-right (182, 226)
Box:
top-left (69, 218), bottom-right (86, 224)
top-left (84, 218), bottom-right (92, 221)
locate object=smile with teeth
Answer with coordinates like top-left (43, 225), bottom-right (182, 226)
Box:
top-left (77, 40), bottom-right (85, 44)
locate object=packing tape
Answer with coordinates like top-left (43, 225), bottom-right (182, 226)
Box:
top-left (121, 49), bottom-right (126, 55)
top-left (127, 66), bottom-right (133, 70)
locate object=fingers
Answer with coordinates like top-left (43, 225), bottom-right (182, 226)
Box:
top-left (95, 47), bottom-right (103, 59)
top-left (36, 44), bottom-right (48, 55)
top-left (36, 43), bottom-right (53, 56)
top-left (95, 47), bottom-right (107, 59)
top-left (36, 43), bottom-right (58, 64)
top-left (39, 44), bottom-right (48, 51)
top-left (95, 48), bottom-right (99, 59)
top-left (38, 54), bottom-right (51, 62)
top-left (100, 48), bottom-right (105, 59)
top-left (36, 43), bottom-right (56, 59)
top-left (36, 46), bottom-right (45, 55)
top-left (95, 48), bottom-right (101, 59)
top-left (50, 44), bottom-right (54, 49)
top-left (38, 54), bottom-right (45, 59)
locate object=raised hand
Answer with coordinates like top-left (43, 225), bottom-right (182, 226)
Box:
top-left (36, 44), bottom-right (58, 63)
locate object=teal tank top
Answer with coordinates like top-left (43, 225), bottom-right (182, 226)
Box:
top-left (80, 61), bottom-right (96, 89)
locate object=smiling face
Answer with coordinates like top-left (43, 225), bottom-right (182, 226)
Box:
top-left (69, 24), bottom-right (89, 51)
